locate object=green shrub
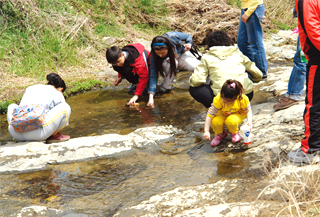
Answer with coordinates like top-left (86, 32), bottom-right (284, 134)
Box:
top-left (0, 100), bottom-right (15, 114)
top-left (67, 80), bottom-right (107, 95)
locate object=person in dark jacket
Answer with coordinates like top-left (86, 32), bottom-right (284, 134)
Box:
top-left (106, 43), bottom-right (150, 106)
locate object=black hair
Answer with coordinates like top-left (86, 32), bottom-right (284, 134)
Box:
top-left (47, 73), bottom-right (66, 92)
top-left (221, 79), bottom-right (244, 101)
top-left (205, 30), bottom-right (232, 47)
top-left (151, 36), bottom-right (177, 78)
top-left (106, 46), bottom-right (122, 63)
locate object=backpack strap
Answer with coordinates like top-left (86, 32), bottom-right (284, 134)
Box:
top-left (142, 49), bottom-right (149, 69)
top-left (190, 43), bottom-right (202, 60)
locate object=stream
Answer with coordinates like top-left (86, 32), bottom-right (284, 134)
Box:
top-left (0, 68), bottom-right (281, 216)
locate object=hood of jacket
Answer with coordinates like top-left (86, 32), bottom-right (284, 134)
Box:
top-left (207, 45), bottom-right (240, 61)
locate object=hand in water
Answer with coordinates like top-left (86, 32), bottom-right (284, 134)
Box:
top-left (128, 95), bottom-right (139, 106)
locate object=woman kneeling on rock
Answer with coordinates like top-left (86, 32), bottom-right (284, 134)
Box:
top-left (189, 30), bottom-right (262, 108)
top-left (7, 73), bottom-right (71, 143)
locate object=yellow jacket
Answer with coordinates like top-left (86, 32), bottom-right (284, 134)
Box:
top-left (189, 45), bottom-right (262, 96)
top-left (241, 0), bottom-right (264, 17)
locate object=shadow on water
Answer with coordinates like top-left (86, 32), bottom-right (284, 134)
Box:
top-left (0, 73), bottom-right (279, 216)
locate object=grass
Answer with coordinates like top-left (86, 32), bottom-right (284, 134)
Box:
top-left (66, 79), bottom-right (108, 96)
top-left (0, 0), bottom-right (170, 80)
top-left (0, 100), bottom-right (15, 114)
top-left (226, 0), bottom-right (241, 8)
top-left (264, 0), bottom-right (296, 31)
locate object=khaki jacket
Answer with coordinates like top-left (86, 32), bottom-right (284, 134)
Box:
top-left (189, 45), bottom-right (262, 95)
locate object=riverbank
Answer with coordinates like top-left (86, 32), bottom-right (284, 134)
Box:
top-left (1, 31), bottom-right (319, 217)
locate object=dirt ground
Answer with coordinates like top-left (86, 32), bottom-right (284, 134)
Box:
top-left (0, 0), bottom-right (273, 103)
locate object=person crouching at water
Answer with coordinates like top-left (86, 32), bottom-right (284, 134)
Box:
top-left (203, 79), bottom-right (252, 146)
top-left (189, 30), bottom-right (262, 108)
top-left (147, 32), bottom-right (200, 107)
top-left (7, 73), bottom-right (71, 143)
top-left (106, 43), bottom-right (150, 106)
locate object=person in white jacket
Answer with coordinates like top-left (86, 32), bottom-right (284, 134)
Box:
top-left (189, 30), bottom-right (262, 108)
top-left (7, 73), bottom-right (71, 143)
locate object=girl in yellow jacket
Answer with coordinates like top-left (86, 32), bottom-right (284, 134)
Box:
top-left (203, 79), bottom-right (252, 146)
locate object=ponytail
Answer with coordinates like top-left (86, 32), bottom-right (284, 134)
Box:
top-left (221, 79), bottom-right (244, 100)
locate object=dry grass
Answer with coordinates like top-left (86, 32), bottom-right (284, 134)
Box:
top-left (166, 0), bottom-right (242, 44)
top-left (264, 0), bottom-right (296, 30)
top-left (257, 157), bottom-right (320, 216)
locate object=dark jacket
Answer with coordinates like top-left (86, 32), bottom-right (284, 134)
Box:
top-left (113, 43), bottom-right (150, 96)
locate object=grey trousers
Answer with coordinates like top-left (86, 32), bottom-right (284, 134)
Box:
top-left (7, 103), bottom-right (71, 142)
top-left (162, 51), bottom-right (200, 89)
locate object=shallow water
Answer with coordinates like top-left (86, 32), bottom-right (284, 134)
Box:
top-left (0, 71), bottom-right (278, 216)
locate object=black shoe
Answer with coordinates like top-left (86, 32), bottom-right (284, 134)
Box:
top-left (262, 74), bottom-right (267, 80)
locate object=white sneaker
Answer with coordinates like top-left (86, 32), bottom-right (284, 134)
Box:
top-left (287, 148), bottom-right (320, 164)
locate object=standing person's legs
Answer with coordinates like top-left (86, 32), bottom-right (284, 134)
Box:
top-left (189, 85), bottom-right (215, 108)
top-left (273, 38), bottom-right (307, 110)
top-left (237, 10), bottom-right (252, 62)
top-left (301, 64), bottom-right (320, 154)
top-left (286, 38), bottom-right (307, 100)
top-left (243, 4), bottom-right (268, 77)
top-left (177, 52), bottom-right (200, 72)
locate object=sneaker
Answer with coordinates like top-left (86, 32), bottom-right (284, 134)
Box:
top-left (230, 132), bottom-right (241, 143)
top-left (210, 130), bottom-right (228, 147)
top-left (287, 148), bottom-right (320, 164)
top-left (262, 74), bottom-right (268, 80)
top-left (46, 132), bottom-right (70, 144)
top-left (273, 96), bottom-right (299, 111)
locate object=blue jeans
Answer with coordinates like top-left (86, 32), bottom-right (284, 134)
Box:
top-left (285, 37), bottom-right (307, 101)
top-left (237, 4), bottom-right (268, 76)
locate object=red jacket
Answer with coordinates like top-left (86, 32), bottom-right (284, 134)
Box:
top-left (296, 0), bottom-right (320, 64)
top-left (118, 43), bottom-right (150, 96)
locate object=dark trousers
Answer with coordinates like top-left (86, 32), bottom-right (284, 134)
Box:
top-left (301, 64), bottom-right (320, 153)
top-left (189, 85), bottom-right (254, 108)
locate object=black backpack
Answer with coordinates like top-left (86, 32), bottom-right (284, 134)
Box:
top-left (189, 44), bottom-right (202, 60)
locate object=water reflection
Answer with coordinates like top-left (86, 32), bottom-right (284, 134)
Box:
top-left (62, 88), bottom-right (206, 138)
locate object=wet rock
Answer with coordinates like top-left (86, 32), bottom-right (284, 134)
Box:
top-left (113, 179), bottom-right (267, 217)
top-left (0, 126), bottom-right (179, 174)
